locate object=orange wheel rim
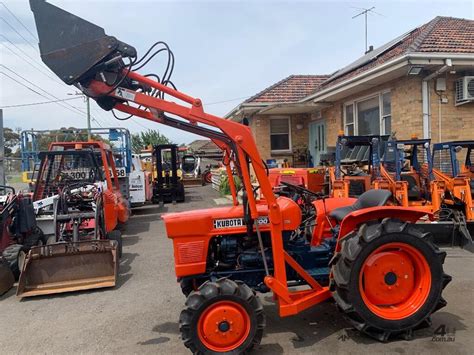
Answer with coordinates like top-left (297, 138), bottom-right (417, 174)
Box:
top-left (197, 300), bottom-right (251, 352)
top-left (359, 242), bottom-right (431, 320)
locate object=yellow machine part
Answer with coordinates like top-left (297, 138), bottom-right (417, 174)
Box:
top-left (22, 171), bottom-right (35, 183)
top-left (17, 240), bottom-right (118, 298)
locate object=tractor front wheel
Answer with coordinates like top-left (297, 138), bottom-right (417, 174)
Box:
top-left (331, 218), bottom-right (451, 341)
top-left (180, 278), bottom-right (265, 354)
top-left (2, 244), bottom-right (27, 280)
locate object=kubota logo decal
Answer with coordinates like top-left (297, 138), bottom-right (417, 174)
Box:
top-left (213, 217), bottom-right (269, 229)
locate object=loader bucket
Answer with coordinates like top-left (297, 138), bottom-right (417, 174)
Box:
top-left (0, 258), bottom-right (14, 296)
top-left (17, 240), bottom-right (118, 298)
top-left (29, 0), bottom-right (136, 85)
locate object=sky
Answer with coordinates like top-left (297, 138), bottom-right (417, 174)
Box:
top-left (1, 0), bottom-right (473, 144)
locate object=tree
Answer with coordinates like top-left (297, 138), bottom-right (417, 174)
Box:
top-left (3, 128), bottom-right (20, 157)
top-left (33, 127), bottom-right (106, 150)
top-left (131, 129), bottom-right (172, 153)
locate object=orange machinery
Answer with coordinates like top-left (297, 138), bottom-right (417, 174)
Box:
top-left (268, 167), bottom-right (326, 193)
top-left (17, 140), bottom-right (129, 297)
top-left (30, 1), bottom-right (452, 352)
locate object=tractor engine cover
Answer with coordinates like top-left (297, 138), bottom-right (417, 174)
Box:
top-left (163, 196), bottom-right (301, 277)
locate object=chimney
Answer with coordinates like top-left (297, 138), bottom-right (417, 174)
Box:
top-left (365, 45), bottom-right (374, 54)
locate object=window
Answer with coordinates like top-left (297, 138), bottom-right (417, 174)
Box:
top-left (344, 91), bottom-right (391, 135)
top-left (382, 92), bottom-right (391, 135)
top-left (344, 105), bottom-right (354, 135)
top-left (270, 117), bottom-right (291, 152)
top-left (357, 96), bottom-right (380, 135)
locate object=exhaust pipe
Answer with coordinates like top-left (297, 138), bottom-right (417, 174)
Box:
top-left (29, 0), bottom-right (136, 85)
top-left (17, 240), bottom-right (118, 298)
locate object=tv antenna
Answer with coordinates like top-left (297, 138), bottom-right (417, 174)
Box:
top-left (352, 6), bottom-right (382, 53)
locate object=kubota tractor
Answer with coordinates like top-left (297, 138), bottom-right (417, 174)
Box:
top-left (30, 1), bottom-right (452, 352)
top-left (17, 140), bottom-right (129, 298)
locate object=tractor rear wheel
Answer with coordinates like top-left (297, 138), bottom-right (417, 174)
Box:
top-left (2, 244), bottom-right (27, 280)
top-left (179, 278), bottom-right (265, 354)
top-left (331, 218), bottom-right (451, 341)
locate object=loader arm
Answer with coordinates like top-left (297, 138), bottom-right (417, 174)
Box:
top-left (29, 0), bottom-right (290, 290)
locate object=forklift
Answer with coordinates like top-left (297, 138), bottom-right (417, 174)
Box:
top-left (152, 144), bottom-right (185, 205)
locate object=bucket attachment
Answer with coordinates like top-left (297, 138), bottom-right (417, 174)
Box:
top-left (29, 0), bottom-right (136, 85)
top-left (17, 240), bottom-right (118, 298)
top-left (0, 257), bottom-right (14, 296)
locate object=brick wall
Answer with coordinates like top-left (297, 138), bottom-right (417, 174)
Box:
top-left (429, 74), bottom-right (474, 143)
top-left (248, 73), bottom-right (473, 162)
top-left (320, 74), bottom-right (473, 147)
top-left (250, 114), bottom-right (310, 162)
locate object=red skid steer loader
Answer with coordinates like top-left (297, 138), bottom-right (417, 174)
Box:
top-left (30, 1), bottom-right (452, 352)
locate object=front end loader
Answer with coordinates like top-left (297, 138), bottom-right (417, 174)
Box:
top-left (30, 1), bottom-right (453, 352)
top-left (17, 141), bottom-right (129, 298)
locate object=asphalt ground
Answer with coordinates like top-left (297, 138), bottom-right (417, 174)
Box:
top-left (0, 185), bottom-right (472, 354)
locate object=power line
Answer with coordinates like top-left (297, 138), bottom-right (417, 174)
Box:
top-left (0, 65), bottom-right (106, 127)
top-left (0, 97), bottom-right (82, 108)
top-left (0, 2), bottom-right (38, 41)
top-left (1, 64), bottom-right (84, 114)
top-left (206, 96), bottom-right (250, 106)
top-left (0, 38), bottom-right (63, 85)
top-left (0, 6), bottom-right (108, 130)
top-left (1, 71), bottom-right (53, 98)
top-left (0, 16), bottom-right (39, 53)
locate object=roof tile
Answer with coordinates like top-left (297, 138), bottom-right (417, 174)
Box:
top-left (246, 75), bottom-right (329, 103)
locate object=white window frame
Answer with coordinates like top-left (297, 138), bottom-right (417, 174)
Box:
top-left (269, 116), bottom-right (292, 153)
top-left (343, 90), bottom-right (391, 135)
top-left (344, 104), bottom-right (355, 135)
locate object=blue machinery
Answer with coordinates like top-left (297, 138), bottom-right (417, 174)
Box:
top-left (21, 128), bottom-right (132, 174)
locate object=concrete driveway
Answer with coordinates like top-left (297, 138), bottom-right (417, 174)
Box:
top-left (0, 186), bottom-right (472, 354)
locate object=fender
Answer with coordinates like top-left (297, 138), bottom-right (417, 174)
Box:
top-left (336, 206), bottom-right (433, 252)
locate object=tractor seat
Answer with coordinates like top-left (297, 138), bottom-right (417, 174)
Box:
top-left (329, 189), bottom-right (392, 222)
top-left (401, 175), bottom-right (421, 200)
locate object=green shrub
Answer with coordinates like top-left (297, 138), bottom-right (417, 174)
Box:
top-left (219, 174), bottom-right (241, 196)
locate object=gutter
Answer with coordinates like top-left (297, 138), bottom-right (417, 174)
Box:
top-left (302, 55), bottom-right (409, 102)
top-left (303, 53), bottom-right (474, 103)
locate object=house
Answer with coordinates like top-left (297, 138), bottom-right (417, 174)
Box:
top-left (227, 16), bottom-right (474, 166)
top-left (187, 139), bottom-right (221, 159)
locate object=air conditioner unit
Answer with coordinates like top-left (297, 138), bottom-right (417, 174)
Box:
top-left (455, 76), bottom-right (474, 105)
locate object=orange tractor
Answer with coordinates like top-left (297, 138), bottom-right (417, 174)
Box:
top-left (431, 140), bottom-right (473, 248)
top-left (17, 140), bottom-right (129, 297)
top-left (377, 138), bottom-right (443, 212)
top-left (31, 0), bottom-right (451, 352)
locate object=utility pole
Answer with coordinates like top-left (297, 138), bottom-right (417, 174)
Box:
top-left (0, 109), bottom-right (5, 186)
top-left (86, 96), bottom-right (91, 140)
top-left (69, 92), bottom-right (91, 140)
top-left (352, 6), bottom-right (379, 53)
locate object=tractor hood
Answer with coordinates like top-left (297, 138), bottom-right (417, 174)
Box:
top-left (162, 196), bottom-right (301, 238)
